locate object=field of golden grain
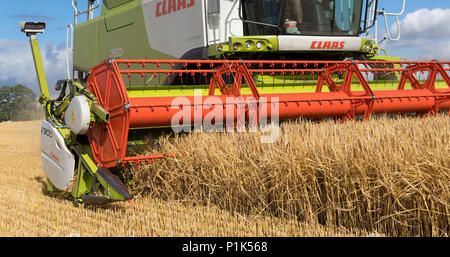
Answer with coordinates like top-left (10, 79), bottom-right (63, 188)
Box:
top-left (0, 120), bottom-right (370, 237)
top-left (131, 115), bottom-right (450, 237)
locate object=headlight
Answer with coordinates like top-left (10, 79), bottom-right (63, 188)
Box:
top-left (245, 41), bottom-right (252, 48)
top-left (217, 45), bottom-right (223, 52)
top-left (256, 41), bottom-right (264, 49)
top-left (233, 43), bottom-right (241, 50)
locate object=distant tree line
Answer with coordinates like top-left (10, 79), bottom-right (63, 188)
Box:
top-left (0, 84), bottom-right (43, 122)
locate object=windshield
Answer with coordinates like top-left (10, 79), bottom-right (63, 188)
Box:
top-left (242, 0), bottom-right (364, 36)
top-left (242, 0), bottom-right (282, 35)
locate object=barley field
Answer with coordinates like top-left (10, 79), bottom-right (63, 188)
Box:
top-left (0, 116), bottom-right (448, 237)
top-left (131, 115), bottom-right (450, 237)
top-left (0, 120), bottom-right (368, 237)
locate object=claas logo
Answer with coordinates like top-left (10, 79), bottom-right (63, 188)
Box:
top-left (310, 41), bottom-right (345, 50)
top-left (156, 0), bottom-right (195, 17)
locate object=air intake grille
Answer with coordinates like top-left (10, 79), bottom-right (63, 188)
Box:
top-left (104, 0), bottom-right (134, 9)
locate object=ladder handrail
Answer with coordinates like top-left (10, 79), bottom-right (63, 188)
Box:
top-left (66, 24), bottom-right (74, 80)
top-left (71, 0), bottom-right (101, 26)
top-left (378, 0), bottom-right (406, 41)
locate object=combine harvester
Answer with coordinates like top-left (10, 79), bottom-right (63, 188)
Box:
top-left (21, 0), bottom-right (449, 205)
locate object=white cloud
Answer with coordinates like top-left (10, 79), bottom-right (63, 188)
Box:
top-left (399, 8), bottom-right (450, 39)
top-left (387, 8), bottom-right (450, 48)
top-left (379, 8), bottom-right (450, 61)
top-left (0, 39), bottom-right (68, 96)
top-left (418, 41), bottom-right (450, 61)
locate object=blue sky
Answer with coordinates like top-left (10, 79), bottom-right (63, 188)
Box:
top-left (0, 0), bottom-right (449, 94)
top-left (0, 1), bottom-right (100, 46)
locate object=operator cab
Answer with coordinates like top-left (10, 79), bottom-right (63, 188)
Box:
top-left (206, 0), bottom-right (374, 60)
top-left (241, 0), bottom-right (363, 36)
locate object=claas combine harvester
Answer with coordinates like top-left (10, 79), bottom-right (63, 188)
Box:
top-left (21, 0), bottom-right (450, 205)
